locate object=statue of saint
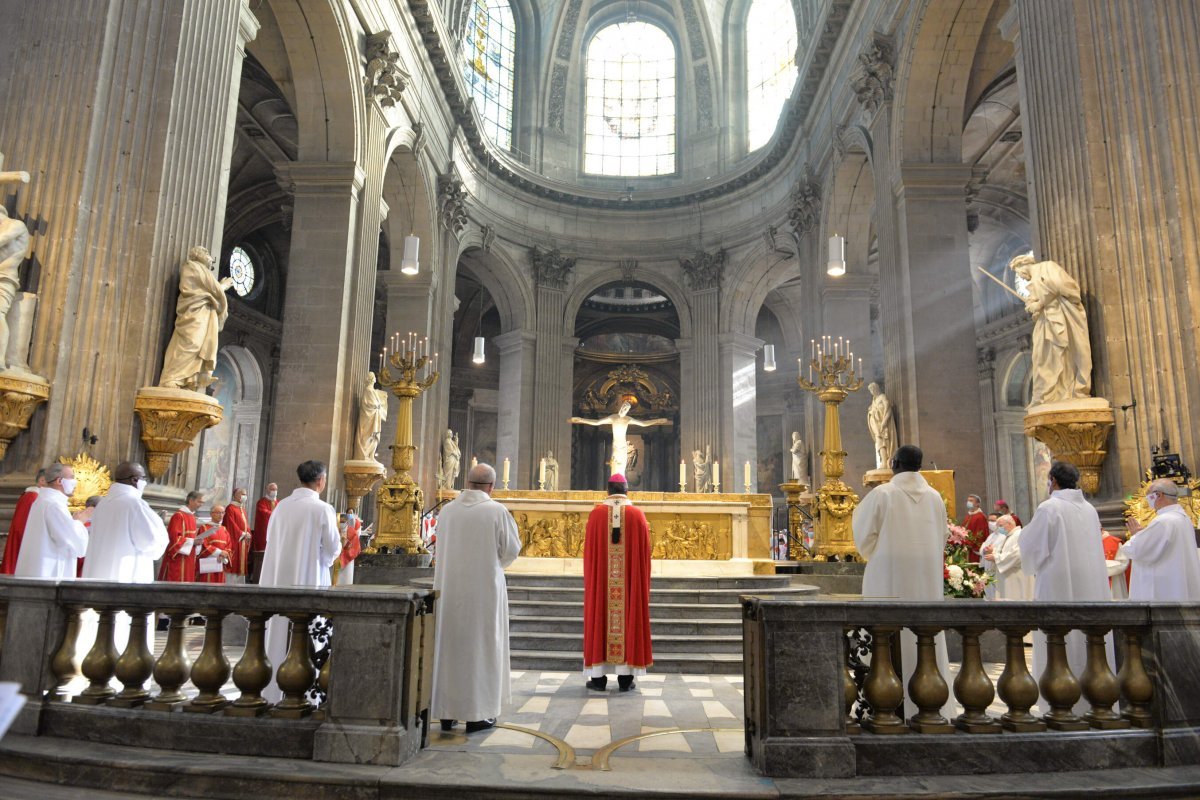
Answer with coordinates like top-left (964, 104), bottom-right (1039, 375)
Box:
top-left (789, 432), bottom-right (809, 484)
top-left (354, 372), bottom-right (388, 462)
top-left (1010, 254), bottom-right (1093, 406)
top-left (157, 246), bottom-right (233, 391)
top-left (544, 450), bottom-right (559, 492)
top-left (867, 382), bottom-right (898, 469)
top-left (439, 429), bottom-right (461, 490)
top-left (0, 203), bottom-right (30, 373)
top-left (570, 400), bottom-right (670, 477)
top-left (692, 445), bottom-right (712, 493)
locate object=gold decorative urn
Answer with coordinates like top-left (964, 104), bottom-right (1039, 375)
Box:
top-left (133, 386), bottom-right (223, 478)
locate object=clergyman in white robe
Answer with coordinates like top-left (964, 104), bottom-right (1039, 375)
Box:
top-left (992, 521), bottom-right (1035, 601)
top-left (851, 453), bottom-right (952, 720)
top-left (1019, 473), bottom-right (1112, 715)
top-left (430, 467), bottom-right (522, 726)
top-left (15, 487), bottom-right (88, 579)
top-left (258, 482), bottom-right (341, 704)
top-left (978, 525), bottom-right (1005, 600)
top-left (1120, 484), bottom-right (1200, 601)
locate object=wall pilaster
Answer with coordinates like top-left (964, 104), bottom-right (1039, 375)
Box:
top-left (494, 329), bottom-right (536, 487)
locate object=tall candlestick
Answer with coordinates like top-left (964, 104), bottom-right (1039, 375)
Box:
top-left (679, 459), bottom-right (686, 490)
top-left (539, 457), bottom-right (546, 487)
top-left (712, 460), bottom-right (720, 491)
top-left (471, 456), bottom-right (478, 469)
top-left (503, 457), bottom-right (510, 485)
top-left (744, 460), bottom-right (752, 492)
top-left (811, 339), bottom-right (816, 360)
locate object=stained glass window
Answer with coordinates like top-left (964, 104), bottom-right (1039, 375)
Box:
top-left (461, 0), bottom-right (516, 150)
top-left (228, 246), bottom-right (255, 298)
top-left (584, 22), bottom-right (676, 177)
top-left (746, 0), bottom-right (798, 151)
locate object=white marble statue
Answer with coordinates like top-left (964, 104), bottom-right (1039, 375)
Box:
top-left (354, 372), bottom-right (388, 462)
top-left (1010, 254), bottom-right (1093, 406)
top-left (570, 400), bottom-right (670, 478)
top-left (544, 450), bottom-right (559, 492)
top-left (0, 166), bottom-right (32, 374)
top-left (692, 445), bottom-right (712, 493)
top-left (789, 432), bottom-right (809, 484)
top-left (439, 429), bottom-right (461, 490)
top-left (157, 246), bottom-right (233, 391)
top-left (867, 382), bottom-right (898, 470)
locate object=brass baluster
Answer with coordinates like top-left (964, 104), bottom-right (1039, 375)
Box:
top-left (908, 626), bottom-right (952, 733)
top-left (48, 606), bottom-right (83, 701)
top-left (997, 626), bottom-right (1045, 732)
top-left (862, 626), bottom-right (906, 734)
top-left (843, 631), bottom-right (860, 734)
top-left (186, 611), bottom-right (230, 713)
top-left (272, 613), bottom-right (316, 719)
top-left (953, 626), bottom-right (1000, 733)
top-left (1117, 628), bottom-right (1153, 728)
top-left (227, 612), bottom-right (272, 717)
top-left (1039, 627), bottom-right (1087, 730)
top-left (74, 608), bottom-right (118, 705)
top-left (109, 610), bottom-right (155, 707)
top-left (1079, 626), bottom-right (1129, 729)
top-left (146, 611), bottom-right (192, 710)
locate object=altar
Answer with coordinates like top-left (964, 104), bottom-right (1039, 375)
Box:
top-left (474, 490), bottom-right (776, 576)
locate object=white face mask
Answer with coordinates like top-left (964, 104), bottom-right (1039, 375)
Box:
top-left (966, 502), bottom-right (977, 512)
top-left (988, 521), bottom-right (998, 534)
top-left (136, 478), bottom-right (148, 495)
top-left (60, 478), bottom-right (77, 496)
top-left (268, 491), bottom-right (278, 501)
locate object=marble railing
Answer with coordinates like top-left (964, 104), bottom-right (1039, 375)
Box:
top-left (743, 598), bottom-right (1200, 778)
top-left (0, 579), bottom-right (435, 766)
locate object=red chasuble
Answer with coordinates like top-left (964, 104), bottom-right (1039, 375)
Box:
top-left (223, 502), bottom-right (250, 576)
top-left (195, 523), bottom-right (232, 585)
top-left (339, 517), bottom-right (362, 568)
top-left (1, 489), bottom-right (38, 575)
top-left (962, 510), bottom-right (989, 564)
top-left (252, 497), bottom-right (275, 552)
top-left (583, 499), bottom-right (653, 669)
top-left (159, 510), bottom-right (198, 582)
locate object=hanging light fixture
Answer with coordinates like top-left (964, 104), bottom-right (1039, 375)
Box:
top-left (472, 287), bottom-right (486, 364)
top-left (763, 344), bottom-right (777, 372)
top-left (400, 233), bottom-right (420, 275)
top-left (827, 233), bottom-right (846, 277)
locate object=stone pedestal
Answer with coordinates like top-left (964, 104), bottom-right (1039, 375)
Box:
top-left (1024, 398), bottom-right (1115, 495)
top-left (132, 387), bottom-right (223, 478)
top-left (0, 372), bottom-right (50, 461)
top-left (342, 459), bottom-right (385, 513)
top-left (354, 552), bottom-right (433, 587)
top-left (863, 467), bottom-right (893, 487)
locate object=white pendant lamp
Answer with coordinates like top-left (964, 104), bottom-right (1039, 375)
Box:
top-left (827, 233), bottom-right (846, 277)
top-left (472, 336), bottom-right (486, 364)
top-left (763, 344), bottom-right (777, 372)
top-left (401, 234), bottom-right (420, 275)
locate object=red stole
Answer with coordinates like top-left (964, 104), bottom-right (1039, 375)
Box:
top-left (583, 499), bottom-right (653, 669)
top-left (224, 503), bottom-right (250, 576)
top-left (962, 510), bottom-right (989, 564)
top-left (159, 510), bottom-right (198, 582)
top-left (339, 518), bottom-right (362, 568)
top-left (252, 497), bottom-right (275, 552)
top-left (1, 489), bottom-right (38, 575)
top-left (196, 523), bottom-right (232, 584)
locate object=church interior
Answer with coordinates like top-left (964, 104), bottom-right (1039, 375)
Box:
top-left (3, 0), bottom-right (1200, 796)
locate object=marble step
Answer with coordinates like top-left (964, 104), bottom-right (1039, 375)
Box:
top-left (509, 648), bottom-right (744, 674)
top-left (509, 615), bottom-right (742, 636)
top-left (505, 585), bottom-right (815, 604)
top-left (508, 599), bottom-right (743, 619)
top-left (509, 631), bottom-right (743, 653)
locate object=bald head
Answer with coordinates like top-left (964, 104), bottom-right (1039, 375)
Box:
top-left (1148, 479), bottom-right (1182, 510)
top-left (996, 514), bottom-right (1018, 533)
top-left (467, 463), bottom-right (497, 494)
top-left (210, 504), bottom-right (225, 522)
top-left (114, 461), bottom-right (147, 483)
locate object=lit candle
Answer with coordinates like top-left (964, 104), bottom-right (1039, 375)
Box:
top-left (378, 349), bottom-right (384, 372)
top-left (539, 457), bottom-right (547, 486)
top-left (471, 456), bottom-right (478, 469)
top-left (858, 357), bottom-right (863, 377)
top-left (712, 460), bottom-right (720, 490)
top-left (811, 339), bottom-right (816, 360)
top-left (503, 458), bottom-right (510, 484)
top-left (679, 459), bottom-right (686, 489)
top-left (744, 460), bottom-right (752, 491)
top-left (433, 352), bottom-right (439, 374)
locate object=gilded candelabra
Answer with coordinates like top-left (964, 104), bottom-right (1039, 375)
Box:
top-left (374, 333), bottom-right (439, 553)
top-left (798, 336), bottom-right (863, 560)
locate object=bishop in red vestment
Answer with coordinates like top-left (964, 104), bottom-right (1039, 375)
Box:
top-left (1, 470), bottom-right (46, 575)
top-left (336, 512), bottom-right (362, 584)
top-left (251, 483), bottom-right (278, 580)
top-left (962, 494), bottom-right (989, 564)
top-left (224, 488), bottom-right (251, 578)
top-left (195, 504), bottom-right (233, 585)
top-left (159, 492), bottom-right (202, 582)
top-left (583, 473), bottom-right (652, 692)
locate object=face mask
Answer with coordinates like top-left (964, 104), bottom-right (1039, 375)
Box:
top-left (988, 521), bottom-right (998, 534)
top-left (1146, 492), bottom-right (1160, 506)
top-left (61, 478), bottom-right (77, 496)
top-left (136, 478), bottom-right (148, 496)
top-left (268, 491), bottom-right (277, 501)
top-left (966, 502), bottom-right (976, 512)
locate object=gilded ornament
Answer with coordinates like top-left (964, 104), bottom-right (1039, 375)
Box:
top-left (1123, 475), bottom-right (1200, 529)
top-left (1023, 399), bottom-right (1114, 495)
top-left (133, 386), bottom-right (223, 478)
top-left (0, 371), bottom-right (50, 461)
top-left (58, 452), bottom-right (112, 514)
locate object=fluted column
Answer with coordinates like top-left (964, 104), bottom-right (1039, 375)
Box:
top-left (717, 333), bottom-right (762, 491)
top-left (494, 330), bottom-right (536, 484)
top-left (1003, 1), bottom-right (1200, 492)
top-left (681, 288), bottom-right (720, 463)
top-left (267, 162), bottom-right (365, 488)
top-left (531, 284), bottom-right (568, 489)
top-left (0, 0), bottom-right (258, 479)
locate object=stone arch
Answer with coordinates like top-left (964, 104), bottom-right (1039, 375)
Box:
top-left (563, 266), bottom-right (694, 340)
top-left (892, 0), bottom-right (1000, 163)
top-left (725, 240), bottom-right (800, 338)
top-left (455, 241), bottom-right (534, 334)
top-left (381, 142), bottom-right (439, 279)
top-left (197, 345), bottom-right (266, 500)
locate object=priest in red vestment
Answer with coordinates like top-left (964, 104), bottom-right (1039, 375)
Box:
top-left (583, 473), bottom-right (652, 692)
top-left (1, 469), bottom-right (46, 575)
top-left (195, 504), bottom-right (233, 585)
top-left (336, 510), bottom-right (362, 585)
top-left (224, 487), bottom-right (251, 579)
top-left (250, 482), bottom-right (278, 581)
top-left (962, 494), bottom-right (989, 564)
top-left (159, 491), bottom-right (202, 582)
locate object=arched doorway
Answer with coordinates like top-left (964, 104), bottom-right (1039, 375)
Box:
top-left (197, 346), bottom-right (265, 501)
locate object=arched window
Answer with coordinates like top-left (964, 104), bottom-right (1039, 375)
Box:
top-left (228, 246), bottom-right (257, 298)
top-left (462, 0), bottom-right (516, 150)
top-left (584, 22), bottom-right (676, 177)
top-left (746, 0), bottom-right (798, 151)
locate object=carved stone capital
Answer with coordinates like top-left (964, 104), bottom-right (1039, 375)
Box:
top-left (364, 31), bottom-right (409, 108)
top-left (0, 372), bottom-right (50, 462)
top-left (437, 173), bottom-right (468, 234)
top-left (531, 246), bottom-right (575, 289)
top-left (977, 346), bottom-right (996, 379)
top-left (133, 387), bottom-right (223, 478)
top-left (480, 224), bottom-right (496, 253)
top-left (850, 33), bottom-right (895, 115)
top-left (788, 179), bottom-right (822, 236)
top-left (680, 249), bottom-right (726, 292)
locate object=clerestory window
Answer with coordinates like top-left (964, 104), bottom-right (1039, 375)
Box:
top-left (462, 0), bottom-right (516, 150)
top-left (584, 21), bottom-right (676, 177)
top-left (746, 0), bottom-right (798, 151)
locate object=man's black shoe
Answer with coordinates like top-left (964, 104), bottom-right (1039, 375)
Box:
top-left (618, 676), bottom-right (636, 692)
top-left (465, 718), bottom-right (496, 733)
top-left (586, 677), bottom-right (608, 691)
top-left (440, 719), bottom-right (456, 732)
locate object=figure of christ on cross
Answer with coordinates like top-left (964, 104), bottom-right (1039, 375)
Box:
top-left (570, 400), bottom-right (671, 478)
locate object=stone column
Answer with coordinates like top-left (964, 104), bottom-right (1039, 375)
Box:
top-left (977, 346), bottom-right (1001, 503)
top-left (718, 333), bottom-right (762, 492)
top-left (1003, 1), bottom-right (1200, 493)
top-left (557, 336), bottom-right (580, 488)
top-left (267, 163), bottom-right (365, 490)
top-left (0, 0), bottom-right (258, 484)
top-left (494, 330), bottom-right (535, 487)
top-left (681, 288), bottom-right (721, 462)
top-left (379, 268), bottom-right (435, 487)
top-left (531, 286), bottom-right (569, 490)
